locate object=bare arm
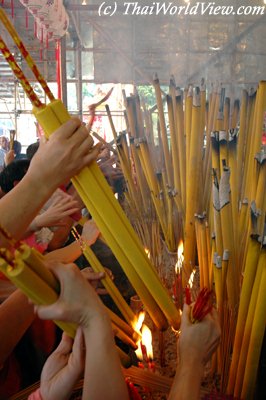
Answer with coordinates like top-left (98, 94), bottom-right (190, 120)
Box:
top-left (168, 304), bottom-right (221, 400)
top-left (0, 118), bottom-right (100, 243)
top-left (35, 263), bottom-right (129, 400)
top-left (45, 240), bottom-right (82, 263)
top-left (45, 219), bottom-right (100, 263)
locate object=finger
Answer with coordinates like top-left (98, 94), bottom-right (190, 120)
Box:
top-left (82, 270), bottom-right (105, 281)
top-left (38, 135), bottom-right (47, 148)
top-left (52, 196), bottom-right (76, 208)
top-left (72, 326), bottom-right (85, 361)
top-left (181, 303), bottom-right (192, 327)
top-left (57, 207), bottom-right (81, 219)
top-left (51, 118), bottom-right (82, 140)
top-left (54, 333), bottom-right (74, 355)
top-left (96, 288), bottom-right (108, 295)
top-left (72, 133), bottom-right (95, 156)
top-left (82, 143), bottom-right (102, 167)
top-left (68, 124), bottom-right (94, 150)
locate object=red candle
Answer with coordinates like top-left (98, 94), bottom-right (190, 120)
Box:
top-left (125, 379), bottom-right (142, 400)
top-left (185, 286), bottom-right (192, 305)
top-left (148, 360), bottom-right (156, 373)
top-left (138, 361), bottom-right (144, 369)
top-left (140, 342), bottom-right (149, 364)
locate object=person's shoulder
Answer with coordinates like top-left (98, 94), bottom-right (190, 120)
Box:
top-left (0, 149), bottom-right (5, 165)
top-left (15, 153), bottom-right (27, 160)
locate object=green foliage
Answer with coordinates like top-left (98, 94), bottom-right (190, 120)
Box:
top-left (137, 85), bottom-right (156, 108)
top-left (137, 85), bottom-right (168, 108)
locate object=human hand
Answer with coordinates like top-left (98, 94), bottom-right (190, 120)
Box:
top-left (178, 303), bottom-right (221, 366)
top-left (4, 150), bottom-right (15, 166)
top-left (27, 118), bottom-right (102, 190)
top-left (34, 194), bottom-right (80, 230)
top-left (97, 147), bottom-right (110, 161)
top-left (35, 262), bottom-right (107, 328)
top-left (39, 327), bottom-right (85, 400)
top-left (81, 267), bottom-right (108, 295)
top-left (81, 219), bottom-right (100, 246)
top-left (99, 158), bottom-right (124, 188)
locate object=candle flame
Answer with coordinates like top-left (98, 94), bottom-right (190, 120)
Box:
top-left (141, 324), bottom-right (153, 360)
top-left (188, 269), bottom-right (196, 288)
top-left (175, 240), bottom-right (184, 273)
top-left (177, 240), bottom-right (184, 260)
top-left (135, 311), bottom-right (145, 333)
top-left (134, 311), bottom-right (145, 360)
top-left (144, 247), bottom-right (151, 259)
top-left (135, 340), bottom-right (143, 360)
top-left (134, 312), bottom-right (153, 361)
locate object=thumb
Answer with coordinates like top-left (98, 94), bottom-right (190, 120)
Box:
top-left (34, 301), bottom-right (66, 321)
top-left (55, 333), bottom-right (74, 355)
top-left (181, 303), bottom-right (192, 327)
top-left (39, 135), bottom-right (48, 148)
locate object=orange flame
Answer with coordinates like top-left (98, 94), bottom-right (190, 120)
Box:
top-left (134, 312), bottom-right (153, 361)
top-left (144, 247), bottom-right (151, 259)
top-left (142, 324), bottom-right (153, 359)
top-left (188, 269), bottom-right (196, 288)
top-left (175, 240), bottom-right (184, 273)
top-left (134, 311), bottom-right (145, 360)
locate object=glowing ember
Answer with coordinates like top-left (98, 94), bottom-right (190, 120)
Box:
top-left (188, 269), bottom-right (196, 288)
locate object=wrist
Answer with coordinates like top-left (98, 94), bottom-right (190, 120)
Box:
top-left (30, 217), bottom-right (40, 231)
top-left (25, 168), bottom-right (58, 198)
top-left (82, 308), bottom-right (111, 331)
top-left (179, 355), bottom-right (204, 378)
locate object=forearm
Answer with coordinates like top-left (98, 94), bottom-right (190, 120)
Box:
top-left (168, 358), bottom-right (203, 400)
top-left (82, 315), bottom-right (129, 400)
top-left (47, 218), bottom-right (73, 251)
top-left (0, 290), bottom-right (35, 365)
top-left (0, 174), bottom-right (56, 242)
top-left (45, 241), bottom-right (82, 263)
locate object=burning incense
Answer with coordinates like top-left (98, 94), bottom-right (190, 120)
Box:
top-left (0, 13), bottom-right (181, 332)
top-left (71, 227), bottom-right (137, 328)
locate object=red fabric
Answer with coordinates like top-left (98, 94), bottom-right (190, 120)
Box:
top-left (23, 233), bottom-right (48, 254)
top-left (29, 317), bottom-right (56, 355)
top-left (0, 271), bottom-right (9, 281)
top-left (0, 353), bottom-right (22, 399)
top-left (0, 319), bottom-right (56, 399)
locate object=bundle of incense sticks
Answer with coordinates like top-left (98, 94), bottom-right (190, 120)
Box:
top-left (0, 8), bottom-right (180, 332)
top-left (0, 226), bottom-right (134, 367)
top-left (106, 75), bottom-right (266, 397)
top-left (9, 368), bottom-right (174, 400)
top-left (71, 227), bottom-right (138, 330)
